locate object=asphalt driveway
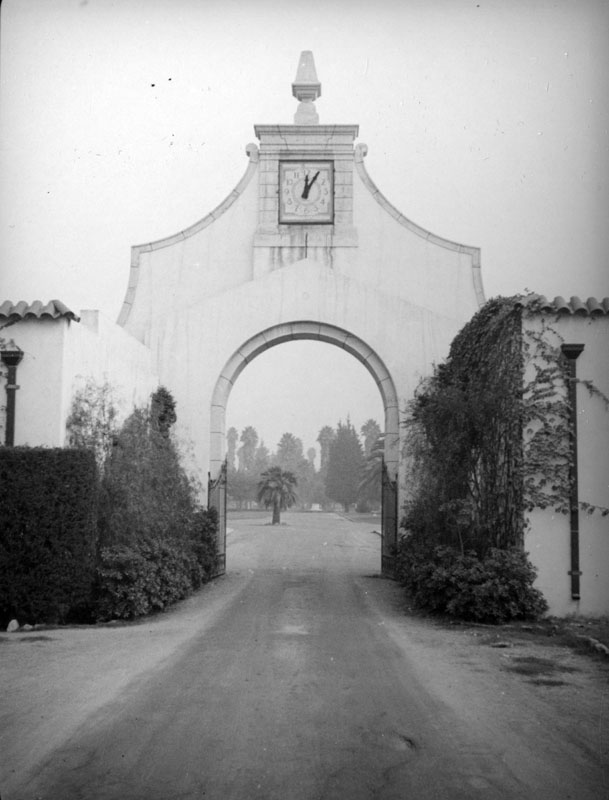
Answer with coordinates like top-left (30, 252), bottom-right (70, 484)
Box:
top-left (1, 513), bottom-right (607, 799)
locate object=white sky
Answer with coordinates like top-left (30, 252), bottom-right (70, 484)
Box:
top-left (1, 0), bottom-right (608, 454)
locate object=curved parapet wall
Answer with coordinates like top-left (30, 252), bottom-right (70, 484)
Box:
top-left (354, 143), bottom-right (485, 308)
top-left (117, 143), bottom-right (260, 329)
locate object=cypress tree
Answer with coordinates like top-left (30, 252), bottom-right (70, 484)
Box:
top-left (325, 419), bottom-right (365, 512)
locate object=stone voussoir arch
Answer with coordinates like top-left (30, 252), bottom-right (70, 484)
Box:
top-left (209, 320), bottom-right (400, 481)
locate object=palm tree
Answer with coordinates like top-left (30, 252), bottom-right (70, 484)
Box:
top-left (360, 418), bottom-right (382, 457)
top-left (257, 466), bottom-right (298, 525)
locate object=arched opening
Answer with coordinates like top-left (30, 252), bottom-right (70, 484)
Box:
top-left (209, 321), bottom-right (400, 576)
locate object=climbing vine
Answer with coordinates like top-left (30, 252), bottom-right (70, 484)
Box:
top-left (520, 309), bottom-right (571, 513)
top-left (521, 298), bottom-right (609, 517)
top-left (402, 293), bottom-right (608, 557)
top-left (403, 296), bottom-right (525, 555)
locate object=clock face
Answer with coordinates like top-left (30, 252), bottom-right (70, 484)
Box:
top-left (279, 161), bottom-right (333, 224)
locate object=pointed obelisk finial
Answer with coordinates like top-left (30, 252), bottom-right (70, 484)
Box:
top-left (292, 51), bottom-right (321, 125)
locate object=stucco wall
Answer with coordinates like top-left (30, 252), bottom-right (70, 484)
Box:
top-left (0, 312), bottom-right (157, 449)
top-left (1, 318), bottom-right (67, 446)
top-left (120, 146), bottom-right (260, 347)
top-left (524, 313), bottom-right (609, 616)
top-left (61, 310), bottom-right (159, 437)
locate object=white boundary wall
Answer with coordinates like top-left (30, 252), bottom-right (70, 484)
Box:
top-left (524, 312), bottom-right (609, 616)
top-left (0, 312), bottom-right (157, 448)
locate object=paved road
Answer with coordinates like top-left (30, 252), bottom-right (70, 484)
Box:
top-left (9, 514), bottom-right (608, 799)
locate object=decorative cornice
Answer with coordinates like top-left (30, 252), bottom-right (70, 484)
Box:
top-left (254, 124), bottom-right (359, 137)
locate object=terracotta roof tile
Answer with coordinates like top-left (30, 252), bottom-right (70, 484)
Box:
top-left (537, 295), bottom-right (609, 316)
top-left (0, 300), bottom-right (80, 322)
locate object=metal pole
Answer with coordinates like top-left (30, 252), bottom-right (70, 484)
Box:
top-left (561, 343), bottom-right (585, 600)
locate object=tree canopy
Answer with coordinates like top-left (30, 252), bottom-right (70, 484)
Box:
top-left (227, 418), bottom-right (381, 512)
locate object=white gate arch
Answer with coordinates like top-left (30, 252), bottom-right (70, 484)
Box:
top-left (209, 320), bottom-right (399, 480)
top-left (208, 319), bottom-right (400, 576)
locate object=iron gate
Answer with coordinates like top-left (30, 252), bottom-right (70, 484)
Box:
top-left (208, 460), bottom-right (227, 576)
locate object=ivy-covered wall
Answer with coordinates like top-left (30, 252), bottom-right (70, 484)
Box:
top-left (403, 296), bottom-right (526, 556)
top-left (402, 294), bottom-right (609, 617)
top-left (523, 304), bottom-right (609, 616)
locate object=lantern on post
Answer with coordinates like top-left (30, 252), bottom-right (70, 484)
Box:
top-left (1, 339), bottom-right (24, 447)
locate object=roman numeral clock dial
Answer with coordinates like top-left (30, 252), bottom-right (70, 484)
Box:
top-left (279, 161), bottom-right (334, 223)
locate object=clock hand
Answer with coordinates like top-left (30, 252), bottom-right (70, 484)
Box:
top-left (301, 170), bottom-right (320, 200)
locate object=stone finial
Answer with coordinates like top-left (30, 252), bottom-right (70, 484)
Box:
top-left (292, 51), bottom-right (321, 125)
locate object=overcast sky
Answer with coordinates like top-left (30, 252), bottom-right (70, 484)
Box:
top-left (1, 0), bottom-right (607, 455)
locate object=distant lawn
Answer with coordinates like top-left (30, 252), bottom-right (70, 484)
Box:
top-left (340, 512), bottom-right (381, 526)
top-left (227, 509), bottom-right (381, 526)
top-left (227, 509), bottom-right (269, 521)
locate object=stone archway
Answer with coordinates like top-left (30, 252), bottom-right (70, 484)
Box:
top-left (208, 320), bottom-right (400, 576)
top-left (116, 56), bottom-right (484, 578)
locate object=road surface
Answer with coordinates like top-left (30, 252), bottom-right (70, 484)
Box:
top-left (2, 513), bottom-right (607, 799)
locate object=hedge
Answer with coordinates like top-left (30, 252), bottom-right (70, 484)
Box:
top-left (394, 536), bottom-right (548, 623)
top-left (94, 508), bottom-right (218, 621)
top-left (0, 447), bottom-right (98, 625)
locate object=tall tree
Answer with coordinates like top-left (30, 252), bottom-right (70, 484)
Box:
top-left (325, 419), bottom-right (365, 512)
top-left (228, 469), bottom-right (258, 509)
top-left (359, 433), bottom-right (384, 509)
top-left (238, 426), bottom-right (258, 472)
top-left (316, 426), bottom-right (336, 474)
top-left (276, 432), bottom-right (320, 508)
top-left (257, 467), bottom-right (298, 525)
top-left (253, 440), bottom-right (271, 474)
top-left (360, 419), bottom-right (382, 458)
top-left (226, 427), bottom-right (239, 471)
top-left (276, 432), bottom-right (305, 474)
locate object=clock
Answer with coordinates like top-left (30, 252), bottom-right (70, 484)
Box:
top-left (279, 161), bottom-right (333, 224)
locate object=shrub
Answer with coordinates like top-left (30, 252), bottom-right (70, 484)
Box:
top-left (395, 536), bottom-right (548, 623)
top-left (187, 507), bottom-right (219, 588)
top-left (0, 448), bottom-right (98, 625)
top-left (92, 389), bottom-right (218, 620)
top-left (95, 539), bottom-right (195, 620)
top-left (97, 406), bottom-right (195, 548)
top-left (0, 385), bottom-right (218, 625)
top-left (94, 510), bottom-right (217, 621)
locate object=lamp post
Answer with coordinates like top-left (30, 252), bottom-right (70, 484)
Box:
top-left (1, 339), bottom-right (24, 447)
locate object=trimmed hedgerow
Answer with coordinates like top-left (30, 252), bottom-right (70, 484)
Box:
top-left (0, 447), bottom-right (98, 625)
top-left (94, 509), bottom-right (218, 621)
top-left (395, 537), bottom-right (548, 623)
top-left (0, 386), bottom-right (218, 626)
top-left (187, 507), bottom-right (219, 589)
top-left (95, 540), bottom-right (195, 620)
